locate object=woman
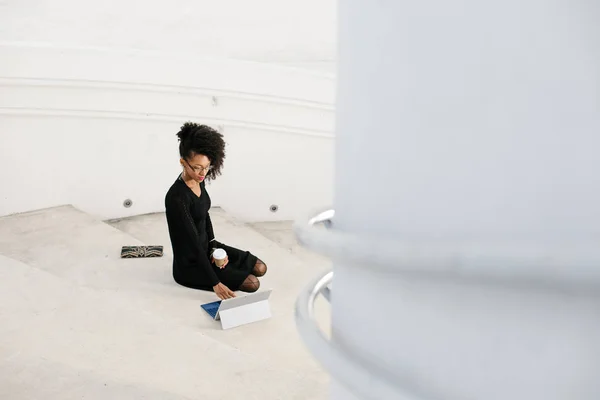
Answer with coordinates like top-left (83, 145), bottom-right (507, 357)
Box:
top-left (164, 122), bottom-right (267, 300)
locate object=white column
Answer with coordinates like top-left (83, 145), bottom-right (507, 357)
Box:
top-left (332, 1), bottom-right (600, 399)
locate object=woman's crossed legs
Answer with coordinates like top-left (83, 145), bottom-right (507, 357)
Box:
top-left (239, 259), bottom-right (267, 293)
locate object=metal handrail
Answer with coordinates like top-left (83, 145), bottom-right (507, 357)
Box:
top-left (307, 208), bottom-right (335, 228)
top-left (294, 208), bottom-right (427, 400)
top-left (295, 208), bottom-right (600, 399)
top-left (295, 269), bottom-right (425, 400)
top-left (293, 208), bottom-right (600, 290)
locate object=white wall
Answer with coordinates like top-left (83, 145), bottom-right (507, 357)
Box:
top-left (0, 43), bottom-right (335, 222)
top-left (332, 1), bottom-right (600, 399)
top-left (0, 0), bottom-right (337, 73)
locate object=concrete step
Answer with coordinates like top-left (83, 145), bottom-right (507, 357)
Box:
top-left (0, 205), bottom-right (332, 400)
top-left (105, 207), bottom-right (333, 359)
top-left (249, 219), bottom-right (329, 263)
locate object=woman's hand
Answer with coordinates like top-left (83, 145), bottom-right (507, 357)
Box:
top-left (213, 282), bottom-right (236, 300)
top-left (211, 255), bottom-right (229, 269)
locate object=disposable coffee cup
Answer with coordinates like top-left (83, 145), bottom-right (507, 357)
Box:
top-left (212, 248), bottom-right (227, 267)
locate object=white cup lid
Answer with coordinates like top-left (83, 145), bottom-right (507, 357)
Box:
top-left (213, 248), bottom-right (227, 259)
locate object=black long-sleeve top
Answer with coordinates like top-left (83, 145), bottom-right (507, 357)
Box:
top-left (164, 175), bottom-right (220, 288)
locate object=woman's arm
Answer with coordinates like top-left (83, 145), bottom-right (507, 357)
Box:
top-left (206, 212), bottom-right (216, 243)
top-left (206, 212), bottom-right (226, 250)
top-left (167, 195), bottom-right (219, 287)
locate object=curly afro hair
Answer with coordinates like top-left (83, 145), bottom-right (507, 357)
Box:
top-left (176, 122), bottom-right (226, 181)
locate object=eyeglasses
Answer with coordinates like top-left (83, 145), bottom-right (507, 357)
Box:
top-left (185, 159), bottom-right (212, 174)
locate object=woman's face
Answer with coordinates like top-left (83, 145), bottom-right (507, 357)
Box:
top-left (181, 153), bottom-right (211, 183)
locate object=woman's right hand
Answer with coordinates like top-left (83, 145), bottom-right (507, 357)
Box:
top-left (213, 282), bottom-right (236, 300)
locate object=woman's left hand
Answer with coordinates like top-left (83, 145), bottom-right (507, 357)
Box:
top-left (212, 255), bottom-right (229, 269)
top-left (220, 256), bottom-right (229, 269)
